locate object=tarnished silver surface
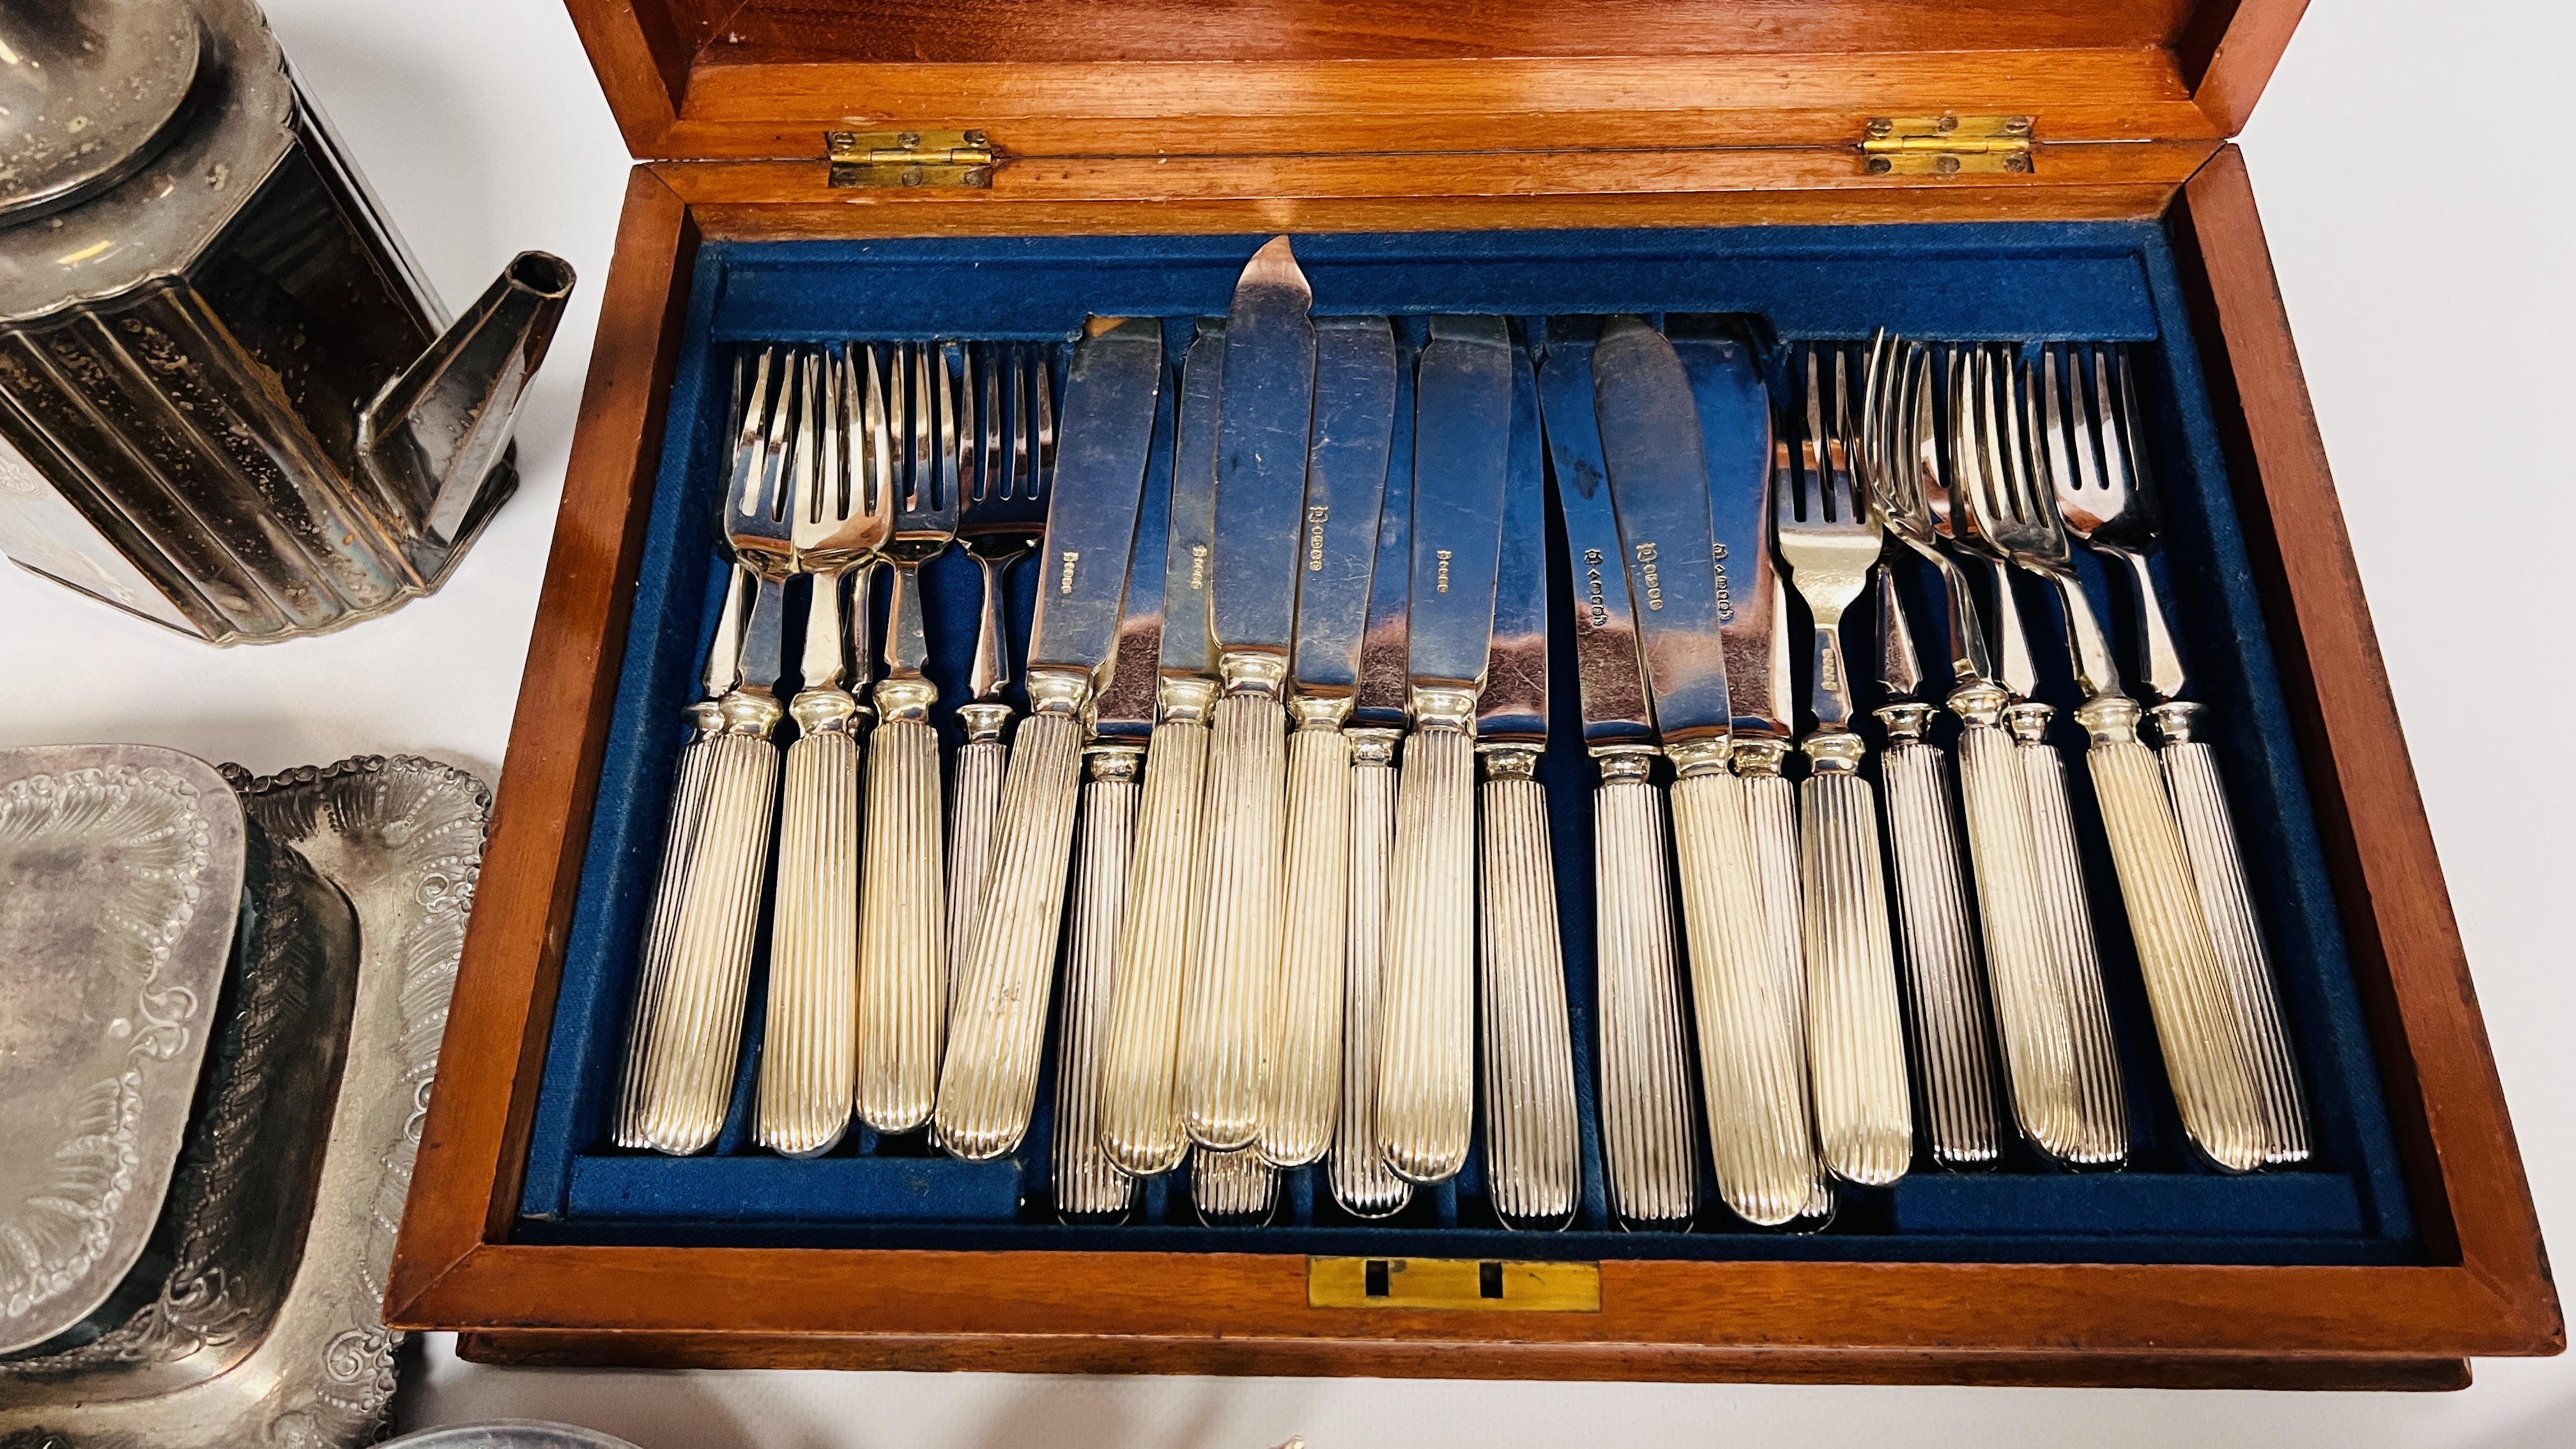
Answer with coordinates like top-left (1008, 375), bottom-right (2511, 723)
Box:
top-left (0, 755), bottom-right (487, 1449)
top-left (0, 745), bottom-right (246, 1358)
top-left (0, 0), bottom-right (572, 643)
top-left (0, 0), bottom-right (202, 222)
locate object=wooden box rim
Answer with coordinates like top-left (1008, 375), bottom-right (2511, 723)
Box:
top-left (385, 0), bottom-right (2563, 1385)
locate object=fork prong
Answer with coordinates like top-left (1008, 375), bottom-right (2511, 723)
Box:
top-left (1009, 345), bottom-right (1033, 502)
top-left (979, 342), bottom-right (1002, 502)
top-left (820, 345), bottom-right (844, 523)
top-left (1831, 345), bottom-right (1861, 525)
top-left (792, 349), bottom-right (822, 534)
top-left (756, 346), bottom-right (799, 523)
top-left (2038, 344), bottom-right (2079, 514)
top-left (1800, 344), bottom-right (1829, 522)
top-left (865, 344), bottom-right (892, 519)
top-left (917, 340), bottom-right (937, 510)
top-left (938, 342), bottom-right (962, 514)
top-left (958, 340), bottom-right (974, 500)
top-left (1034, 343), bottom-right (1057, 496)
top-left (2084, 343), bottom-right (2124, 501)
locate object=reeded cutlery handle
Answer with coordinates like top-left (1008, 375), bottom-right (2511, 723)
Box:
top-left (1734, 749), bottom-right (1834, 1225)
top-left (1054, 747), bottom-right (1142, 1219)
top-left (1797, 734), bottom-right (1912, 1187)
top-left (755, 694), bottom-right (861, 1156)
top-left (1096, 708), bottom-right (1211, 1176)
top-left (1331, 732), bottom-right (1411, 1217)
top-left (633, 698), bottom-right (783, 1154)
top-left (945, 721), bottom-right (1008, 1019)
top-left (1873, 706), bottom-right (2001, 1168)
top-left (615, 703), bottom-right (723, 1149)
top-left (1257, 709), bottom-right (1351, 1167)
top-left (1947, 685), bottom-right (2082, 1162)
top-left (1668, 758), bottom-right (1816, 1227)
top-left (2154, 702), bottom-right (2308, 1164)
top-left (1588, 760), bottom-right (1696, 1227)
top-left (855, 714), bottom-right (944, 1132)
top-left (1176, 686), bottom-right (1286, 1151)
top-left (2011, 703), bottom-right (2131, 1166)
top-left (1478, 748), bottom-right (1580, 1228)
top-left (933, 707), bottom-right (1084, 1159)
top-left (2077, 696), bottom-right (2267, 1172)
top-left (1376, 720), bottom-right (1477, 1184)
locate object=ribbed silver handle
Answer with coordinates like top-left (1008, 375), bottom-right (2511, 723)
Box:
top-left (1873, 706), bottom-right (2002, 1168)
top-left (2077, 696), bottom-right (2267, 1172)
top-left (615, 706), bottom-right (722, 1149)
top-left (1331, 735), bottom-right (1411, 1217)
top-left (1190, 1144), bottom-right (1278, 1226)
top-left (1376, 721), bottom-right (1476, 1184)
top-left (1257, 713), bottom-right (1351, 1167)
top-left (1949, 685), bottom-right (2083, 1162)
top-left (1478, 753), bottom-right (1580, 1229)
top-left (1668, 759), bottom-right (1817, 1227)
top-left (1177, 687), bottom-right (1285, 1151)
top-left (1736, 751), bottom-right (1834, 1225)
top-left (755, 698), bottom-right (861, 1157)
top-left (1097, 713), bottom-right (1210, 1176)
top-left (632, 707), bottom-right (782, 1154)
top-left (934, 708), bottom-right (1084, 1160)
top-left (855, 714), bottom-right (944, 1132)
top-left (1797, 735), bottom-right (1912, 1188)
top-left (2012, 705), bottom-right (2131, 1166)
top-left (2156, 703), bottom-right (2309, 1164)
top-left (1590, 762), bottom-right (1696, 1226)
top-left (944, 726), bottom-right (1008, 1020)
top-left (1053, 749), bottom-right (1142, 1220)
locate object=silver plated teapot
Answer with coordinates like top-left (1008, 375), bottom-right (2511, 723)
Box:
top-left (0, 0), bottom-right (573, 643)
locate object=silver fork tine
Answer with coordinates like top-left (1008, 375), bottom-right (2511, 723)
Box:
top-left (1010, 345), bottom-right (1033, 500)
top-left (1034, 342), bottom-right (1057, 494)
top-left (982, 341), bottom-right (1004, 500)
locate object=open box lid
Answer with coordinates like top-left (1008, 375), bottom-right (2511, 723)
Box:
top-left (562, 0), bottom-right (2307, 217)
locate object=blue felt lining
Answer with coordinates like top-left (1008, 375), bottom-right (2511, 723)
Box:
top-left (515, 224), bottom-right (2415, 1267)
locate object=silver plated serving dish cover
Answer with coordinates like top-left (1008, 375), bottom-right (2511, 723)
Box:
top-left (0, 0), bottom-right (574, 645)
top-left (0, 744), bottom-right (247, 1359)
top-left (0, 755), bottom-right (487, 1449)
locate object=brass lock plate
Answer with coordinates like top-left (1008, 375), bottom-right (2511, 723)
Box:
top-left (1308, 1256), bottom-right (1602, 1312)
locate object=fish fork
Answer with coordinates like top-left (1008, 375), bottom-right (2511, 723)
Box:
top-left (1778, 344), bottom-right (1912, 1187)
top-left (948, 344), bottom-right (1055, 1020)
top-left (614, 355), bottom-right (758, 1149)
top-left (2035, 342), bottom-right (2304, 1165)
top-left (1965, 346), bottom-right (2267, 1172)
top-left (1854, 334), bottom-right (2002, 1169)
top-left (756, 345), bottom-right (894, 1156)
top-left (1945, 342), bottom-right (2129, 1168)
top-left (855, 341), bottom-right (959, 1133)
top-left (628, 342), bottom-right (802, 1154)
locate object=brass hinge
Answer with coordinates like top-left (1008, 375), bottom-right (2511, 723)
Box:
top-left (826, 130), bottom-right (997, 189)
top-left (1860, 115), bottom-right (2034, 176)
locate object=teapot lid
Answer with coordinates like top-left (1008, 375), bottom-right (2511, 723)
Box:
top-left (0, 0), bottom-right (203, 222)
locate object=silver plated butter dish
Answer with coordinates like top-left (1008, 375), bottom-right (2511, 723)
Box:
top-left (0, 755), bottom-right (487, 1449)
top-left (0, 744), bottom-right (247, 1359)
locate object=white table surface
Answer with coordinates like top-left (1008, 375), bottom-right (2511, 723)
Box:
top-left (4, 1), bottom-right (2564, 1444)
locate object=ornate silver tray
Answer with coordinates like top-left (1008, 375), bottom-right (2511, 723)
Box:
top-left (0, 756), bottom-right (489, 1449)
top-left (0, 746), bottom-right (247, 1358)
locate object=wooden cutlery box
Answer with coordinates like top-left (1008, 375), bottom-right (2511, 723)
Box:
top-left (389, 0), bottom-right (2560, 1388)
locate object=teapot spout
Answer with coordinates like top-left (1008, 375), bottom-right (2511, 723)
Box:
top-left (361, 251), bottom-right (576, 545)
